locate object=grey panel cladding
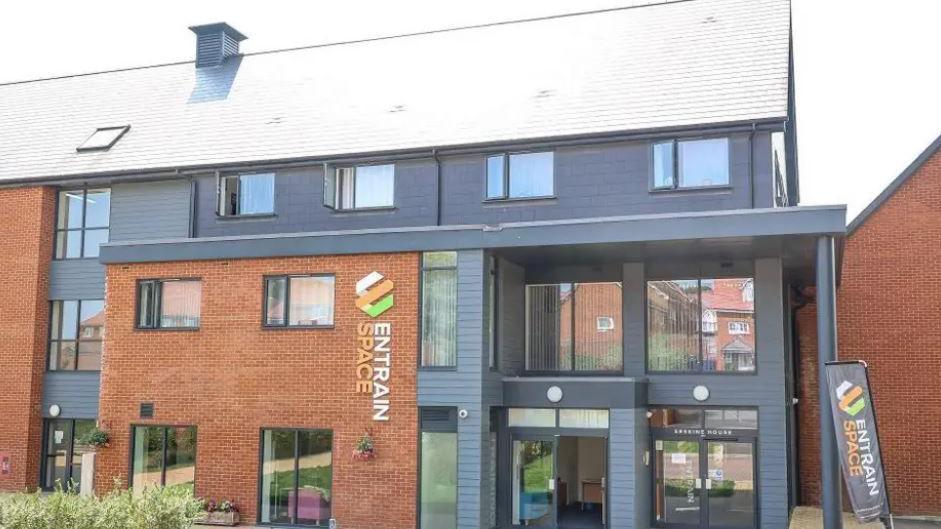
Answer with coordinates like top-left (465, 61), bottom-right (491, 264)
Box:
top-left (502, 378), bottom-right (646, 409)
top-left (498, 258), bottom-right (524, 376)
top-left (42, 372), bottom-right (100, 419)
top-left (194, 161), bottom-right (437, 238)
top-left (609, 408), bottom-right (648, 529)
top-left (49, 260), bottom-right (105, 300)
top-left (110, 180), bottom-right (192, 241)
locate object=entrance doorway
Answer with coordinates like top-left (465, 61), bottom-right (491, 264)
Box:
top-left (511, 436), bottom-right (607, 529)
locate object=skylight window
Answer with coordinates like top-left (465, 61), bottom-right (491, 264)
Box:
top-left (77, 125), bottom-right (130, 152)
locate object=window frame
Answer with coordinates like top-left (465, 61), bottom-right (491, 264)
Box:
top-left (644, 277), bottom-right (758, 375)
top-left (216, 172), bottom-right (276, 218)
top-left (54, 187), bottom-right (111, 260)
top-left (262, 273), bottom-right (336, 329)
top-left (484, 151), bottom-right (556, 201)
top-left (323, 163), bottom-right (396, 211)
top-left (728, 321), bottom-right (751, 335)
top-left (41, 418), bottom-right (97, 491)
top-left (650, 137), bottom-right (732, 191)
top-left (135, 278), bottom-right (202, 331)
top-left (419, 252), bottom-right (459, 369)
top-left (128, 424), bottom-right (198, 490)
top-left (76, 125), bottom-right (130, 152)
top-left (47, 299), bottom-right (105, 372)
top-left (255, 427), bottom-right (335, 527)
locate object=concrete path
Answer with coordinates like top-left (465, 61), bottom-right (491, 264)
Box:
top-left (790, 507), bottom-right (941, 529)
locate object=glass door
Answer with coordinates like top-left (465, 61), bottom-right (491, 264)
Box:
top-left (512, 438), bottom-right (556, 527)
top-left (654, 439), bottom-right (702, 527)
top-left (705, 441), bottom-right (756, 528)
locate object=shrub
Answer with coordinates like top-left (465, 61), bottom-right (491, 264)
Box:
top-left (0, 485), bottom-right (203, 529)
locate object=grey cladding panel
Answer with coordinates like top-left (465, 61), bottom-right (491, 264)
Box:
top-left (49, 260), bottom-right (105, 300)
top-left (42, 372), bottom-right (100, 419)
top-left (110, 179), bottom-right (192, 241)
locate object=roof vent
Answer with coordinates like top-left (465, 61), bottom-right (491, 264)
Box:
top-left (189, 22), bottom-right (247, 68)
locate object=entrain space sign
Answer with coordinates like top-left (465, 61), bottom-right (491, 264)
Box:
top-left (355, 272), bottom-right (394, 421)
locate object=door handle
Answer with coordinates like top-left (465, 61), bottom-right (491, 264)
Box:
top-left (695, 478), bottom-right (702, 489)
top-left (705, 478), bottom-right (713, 490)
top-left (548, 478), bottom-right (555, 491)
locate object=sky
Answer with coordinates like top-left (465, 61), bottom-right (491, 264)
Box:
top-left (1, 0), bottom-right (939, 222)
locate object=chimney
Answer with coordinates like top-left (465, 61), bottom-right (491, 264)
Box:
top-left (188, 22), bottom-right (247, 68)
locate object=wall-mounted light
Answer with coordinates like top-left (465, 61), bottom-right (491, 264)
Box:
top-left (48, 404), bottom-right (61, 418)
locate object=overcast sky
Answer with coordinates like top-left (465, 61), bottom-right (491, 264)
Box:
top-left (1, 0), bottom-right (939, 222)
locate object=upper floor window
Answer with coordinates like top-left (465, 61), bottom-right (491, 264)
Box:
top-left (55, 189), bottom-right (110, 259)
top-left (525, 282), bottom-right (623, 373)
top-left (647, 277), bottom-right (755, 373)
top-left (218, 173), bottom-right (275, 216)
top-left (323, 164), bottom-right (395, 210)
top-left (264, 274), bottom-right (335, 327)
top-left (653, 137), bottom-right (730, 190)
top-left (421, 252), bottom-right (457, 368)
top-left (48, 299), bottom-right (104, 371)
top-left (137, 279), bottom-right (202, 329)
top-left (76, 125), bottom-right (129, 152)
top-left (486, 152), bottom-right (554, 200)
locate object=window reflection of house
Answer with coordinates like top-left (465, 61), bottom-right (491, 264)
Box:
top-left (701, 278), bottom-right (755, 372)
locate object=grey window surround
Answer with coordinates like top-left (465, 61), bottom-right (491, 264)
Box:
top-left (651, 137), bottom-right (733, 192)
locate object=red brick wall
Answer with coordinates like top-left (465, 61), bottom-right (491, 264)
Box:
top-left (0, 186), bottom-right (55, 492)
top-left (97, 253), bottom-right (420, 528)
top-left (798, 148), bottom-right (941, 514)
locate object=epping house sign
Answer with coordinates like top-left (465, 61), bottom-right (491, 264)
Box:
top-left (355, 272), bottom-right (394, 421)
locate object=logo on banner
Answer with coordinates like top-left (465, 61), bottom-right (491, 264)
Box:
top-left (835, 381), bottom-right (866, 417)
top-left (355, 271), bottom-right (394, 422)
top-left (356, 272), bottom-right (394, 317)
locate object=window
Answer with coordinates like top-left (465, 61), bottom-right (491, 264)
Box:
top-left (323, 164), bottom-right (394, 210)
top-left (646, 277), bottom-right (755, 373)
top-left (264, 275), bottom-right (335, 327)
top-left (49, 300), bottom-right (104, 371)
top-left (218, 173), bottom-right (275, 216)
top-left (42, 419), bottom-right (96, 491)
top-left (652, 137), bottom-right (730, 189)
top-left (54, 188), bottom-right (110, 259)
top-left (421, 252), bottom-right (457, 367)
top-left (131, 426), bottom-right (197, 492)
top-left (486, 152), bottom-right (554, 199)
top-left (420, 409), bottom-right (457, 529)
top-left (648, 407), bottom-right (758, 431)
top-left (558, 409), bottom-right (610, 429)
top-left (260, 429), bottom-right (333, 526)
top-left (137, 279), bottom-right (202, 329)
top-left (508, 408), bottom-right (610, 429)
top-left (76, 125), bottom-right (129, 152)
top-left (507, 408), bottom-right (556, 428)
top-left (525, 282), bottom-right (623, 373)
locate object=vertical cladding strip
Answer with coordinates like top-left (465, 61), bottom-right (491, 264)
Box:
top-left (110, 180), bottom-right (192, 241)
top-left (622, 262), bottom-right (646, 378)
top-left (0, 186), bottom-right (55, 492)
top-left (497, 258), bottom-right (524, 375)
top-left (609, 409), bottom-right (634, 529)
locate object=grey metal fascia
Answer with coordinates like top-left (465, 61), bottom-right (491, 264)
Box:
top-left (99, 205), bottom-right (847, 264)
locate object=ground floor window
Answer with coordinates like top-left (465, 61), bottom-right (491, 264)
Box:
top-left (42, 419), bottom-right (95, 491)
top-left (260, 429), bottom-right (333, 526)
top-left (420, 408), bottom-right (457, 529)
top-left (131, 425), bottom-right (197, 492)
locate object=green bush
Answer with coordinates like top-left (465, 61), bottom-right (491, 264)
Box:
top-left (0, 485), bottom-right (203, 529)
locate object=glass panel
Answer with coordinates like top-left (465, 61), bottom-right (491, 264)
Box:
top-left (508, 409), bottom-right (556, 428)
top-left (57, 230), bottom-right (82, 259)
top-left (512, 440), bottom-right (554, 526)
top-left (526, 284), bottom-right (572, 371)
top-left (83, 189), bottom-right (111, 228)
top-left (655, 440), bottom-right (701, 526)
top-left (132, 426), bottom-right (165, 492)
top-left (219, 175), bottom-right (239, 216)
top-left (58, 301), bottom-right (79, 339)
top-left (702, 278), bottom-right (756, 373)
top-left (421, 268), bottom-right (457, 367)
top-left (160, 280), bottom-right (201, 328)
top-left (238, 173), bottom-right (275, 215)
top-left (678, 138), bottom-right (729, 187)
top-left (486, 155), bottom-right (505, 199)
top-left (558, 409), bottom-right (609, 429)
top-left (79, 300), bottom-right (105, 340)
top-left (138, 282), bottom-right (156, 328)
top-left (71, 420), bottom-right (96, 493)
top-left (653, 141), bottom-right (675, 188)
top-left (265, 277), bottom-right (287, 326)
top-left (337, 168), bottom-right (355, 210)
top-left (649, 408), bottom-right (703, 429)
top-left (82, 228), bottom-right (109, 258)
top-left (296, 431), bottom-right (333, 525)
top-left (705, 409), bottom-right (758, 430)
top-left (708, 441), bottom-right (755, 528)
top-left (422, 251), bottom-right (457, 268)
top-left (420, 431), bottom-right (457, 529)
top-left (165, 427), bottom-right (197, 491)
top-left (58, 191), bottom-right (84, 230)
top-left (44, 420), bottom-right (71, 489)
top-left (53, 342), bottom-right (77, 371)
top-left (647, 280), bottom-right (700, 372)
top-left (77, 341), bottom-right (102, 370)
top-left (508, 152), bottom-right (553, 198)
top-left (289, 276), bottom-right (335, 326)
top-left (573, 282), bottom-right (622, 371)
top-left (353, 164), bottom-right (395, 208)
top-left (261, 430), bottom-right (296, 524)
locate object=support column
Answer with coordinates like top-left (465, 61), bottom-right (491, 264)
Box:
top-left (816, 236), bottom-right (843, 529)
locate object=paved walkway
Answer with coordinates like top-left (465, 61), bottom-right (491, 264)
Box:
top-left (790, 507), bottom-right (885, 529)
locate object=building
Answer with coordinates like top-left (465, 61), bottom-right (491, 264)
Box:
top-left (797, 133), bottom-right (941, 516)
top-left (0, 1), bottom-right (850, 528)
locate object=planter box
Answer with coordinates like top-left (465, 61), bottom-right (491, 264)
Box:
top-left (195, 511), bottom-right (240, 526)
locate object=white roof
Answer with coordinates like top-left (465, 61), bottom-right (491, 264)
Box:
top-left (0, 0), bottom-right (790, 183)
